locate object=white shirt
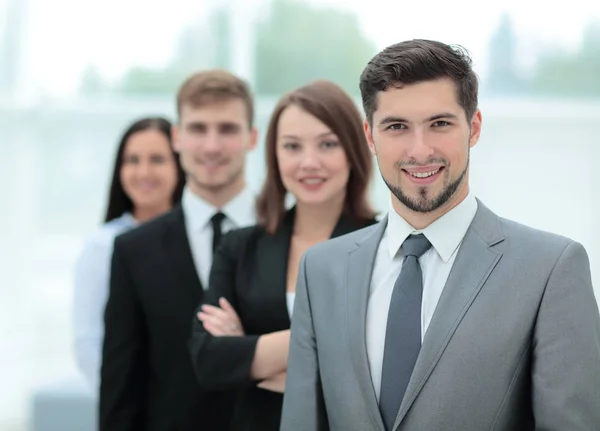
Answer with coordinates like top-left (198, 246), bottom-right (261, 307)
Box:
top-left (287, 292), bottom-right (296, 318)
top-left (182, 186), bottom-right (256, 289)
top-left (366, 193), bottom-right (478, 399)
top-left (73, 212), bottom-right (138, 390)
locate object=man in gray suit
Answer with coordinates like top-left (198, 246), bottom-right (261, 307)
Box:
top-left (280, 39), bottom-right (600, 431)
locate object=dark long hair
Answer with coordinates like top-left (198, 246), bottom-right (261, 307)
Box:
top-left (104, 117), bottom-right (186, 222)
top-left (256, 80), bottom-right (376, 234)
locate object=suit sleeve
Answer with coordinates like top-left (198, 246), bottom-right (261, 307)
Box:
top-left (99, 237), bottom-right (149, 431)
top-left (189, 230), bottom-right (260, 390)
top-left (532, 241), bottom-right (600, 429)
top-left (280, 251), bottom-right (329, 431)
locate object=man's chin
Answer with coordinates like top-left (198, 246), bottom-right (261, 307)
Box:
top-left (189, 168), bottom-right (243, 193)
top-left (399, 199), bottom-right (435, 213)
top-left (199, 180), bottom-right (229, 192)
top-left (393, 189), bottom-right (445, 213)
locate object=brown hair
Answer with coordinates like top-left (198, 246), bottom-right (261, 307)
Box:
top-left (176, 69), bottom-right (255, 127)
top-left (359, 39), bottom-right (479, 125)
top-left (256, 80), bottom-right (376, 234)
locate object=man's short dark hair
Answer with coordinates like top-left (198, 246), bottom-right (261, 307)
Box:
top-left (359, 39), bottom-right (479, 124)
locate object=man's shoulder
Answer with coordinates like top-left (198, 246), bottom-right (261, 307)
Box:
top-left (114, 208), bottom-right (183, 250)
top-left (474, 200), bottom-right (580, 259)
top-left (498, 216), bottom-right (576, 254)
top-left (485, 213), bottom-right (592, 277)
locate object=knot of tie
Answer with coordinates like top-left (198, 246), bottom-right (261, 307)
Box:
top-left (210, 212), bottom-right (226, 254)
top-left (210, 211), bottom-right (225, 226)
top-left (401, 233), bottom-right (431, 258)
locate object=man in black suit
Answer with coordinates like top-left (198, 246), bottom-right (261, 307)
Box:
top-left (99, 69), bottom-right (258, 431)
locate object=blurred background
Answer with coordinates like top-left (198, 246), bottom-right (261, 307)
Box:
top-left (1, 0), bottom-right (599, 429)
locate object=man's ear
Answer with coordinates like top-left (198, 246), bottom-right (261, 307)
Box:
top-left (248, 127), bottom-right (258, 151)
top-left (469, 110), bottom-right (482, 149)
top-left (364, 119), bottom-right (377, 156)
top-left (172, 124), bottom-right (182, 152)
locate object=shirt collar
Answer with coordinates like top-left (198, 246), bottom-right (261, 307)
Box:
top-left (182, 186), bottom-right (256, 232)
top-left (386, 192), bottom-right (478, 262)
top-left (117, 212), bottom-right (139, 228)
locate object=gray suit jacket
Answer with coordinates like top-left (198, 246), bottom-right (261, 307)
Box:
top-left (281, 201), bottom-right (600, 431)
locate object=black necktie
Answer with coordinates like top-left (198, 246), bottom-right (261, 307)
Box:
top-left (210, 212), bottom-right (226, 255)
top-left (379, 233), bottom-right (432, 431)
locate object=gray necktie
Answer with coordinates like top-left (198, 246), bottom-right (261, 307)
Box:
top-left (379, 233), bottom-right (432, 431)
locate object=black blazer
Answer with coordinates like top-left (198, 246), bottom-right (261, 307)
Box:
top-left (100, 207), bottom-right (235, 431)
top-left (189, 209), bottom-right (377, 431)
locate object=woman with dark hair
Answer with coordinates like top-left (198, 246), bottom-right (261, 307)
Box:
top-left (73, 117), bottom-right (185, 389)
top-left (189, 80), bottom-right (378, 430)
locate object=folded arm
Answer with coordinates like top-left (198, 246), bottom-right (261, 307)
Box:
top-left (257, 371), bottom-right (287, 393)
top-left (189, 230), bottom-right (290, 390)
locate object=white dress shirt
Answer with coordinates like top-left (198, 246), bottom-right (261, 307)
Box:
top-left (366, 193), bottom-right (478, 399)
top-left (73, 212), bottom-right (138, 390)
top-left (287, 292), bottom-right (296, 319)
top-left (182, 186), bottom-right (256, 289)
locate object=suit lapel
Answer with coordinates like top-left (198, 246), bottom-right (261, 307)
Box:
top-left (346, 219), bottom-right (388, 431)
top-left (255, 211), bottom-right (294, 324)
top-left (263, 210), bottom-right (374, 323)
top-left (161, 207), bottom-right (204, 302)
top-left (393, 202), bottom-right (505, 430)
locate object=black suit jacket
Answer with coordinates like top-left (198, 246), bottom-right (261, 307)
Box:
top-left (189, 209), bottom-right (377, 431)
top-left (100, 207), bottom-right (235, 431)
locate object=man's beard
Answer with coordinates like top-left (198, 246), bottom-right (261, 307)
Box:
top-left (382, 154), bottom-right (469, 213)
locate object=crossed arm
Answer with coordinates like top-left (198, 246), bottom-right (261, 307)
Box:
top-left (189, 232), bottom-right (291, 392)
top-left (196, 298), bottom-right (289, 392)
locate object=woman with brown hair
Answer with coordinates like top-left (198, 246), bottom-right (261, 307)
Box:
top-left (189, 80), bottom-right (378, 430)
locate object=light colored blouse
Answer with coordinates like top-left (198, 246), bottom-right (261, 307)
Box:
top-left (286, 292), bottom-right (296, 319)
top-left (72, 213), bottom-right (138, 390)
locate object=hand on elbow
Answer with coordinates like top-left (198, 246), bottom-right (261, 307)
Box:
top-left (197, 298), bottom-right (245, 336)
